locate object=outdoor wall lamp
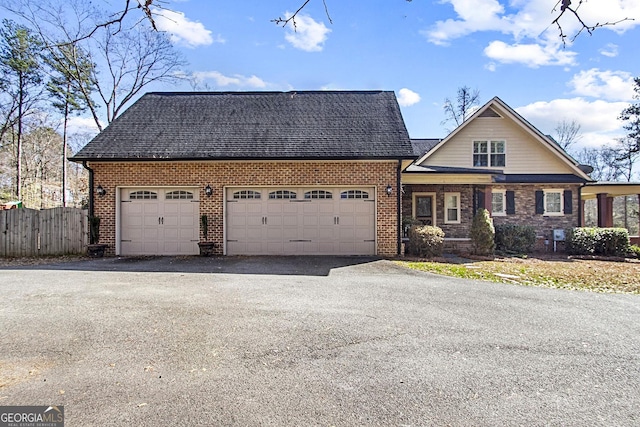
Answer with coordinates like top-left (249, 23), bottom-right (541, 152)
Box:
top-left (386, 184), bottom-right (393, 196)
top-left (96, 185), bottom-right (106, 197)
top-left (204, 184), bottom-right (213, 197)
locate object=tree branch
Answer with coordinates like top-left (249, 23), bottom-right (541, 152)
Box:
top-left (551, 0), bottom-right (634, 45)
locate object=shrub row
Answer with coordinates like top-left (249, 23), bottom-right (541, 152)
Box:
top-left (566, 227), bottom-right (631, 256)
top-left (494, 224), bottom-right (536, 254)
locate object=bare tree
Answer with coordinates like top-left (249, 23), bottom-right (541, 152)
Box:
top-left (551, 0), bottom-right (634, 45)
top-left (576, 145), bottom-right (623, 181)
top-left (441, 86), bottom-right (480, 131)
top-left (553, 118), bottom-right (582, 151)
top-left (87, 24), bottom-right (186, 130)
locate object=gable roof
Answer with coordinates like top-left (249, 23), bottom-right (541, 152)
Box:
top-left (71, 91), bottom-right (414, 161)
top-left (410, 138), bottom-right (441, 157)
top-left (413, 96), bottom-right (592, 181)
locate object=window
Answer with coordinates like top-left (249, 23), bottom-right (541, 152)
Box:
top-left (166, 190), bottom-right (193, 200)
top-left (473, 140), bottom-right (505, 167)
top-left (233, 190), bottom-right (261, 199)
top-left (305, 190), bottom-right (333, 199)
top-left (444, 192), bottom-right (461, 224)
top-left (491, 191), bottom-right (506, 216)
top-left (269, 190), bottom-right (297, 199)
top-left (544, 190), bottom-right (563, 215)
top-left (415, 196), bottom-right (432, 218)
top-left (341, 190), bottom-right (369, 199)
top-left (129, 191), bottom-right (157, 200)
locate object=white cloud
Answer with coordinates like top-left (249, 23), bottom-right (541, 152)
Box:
top-left (568, 69), bottom-right (636, 101)
top-left (153, 9), bottom-right (218, 48)
top-left (599, 43), bottom-right (619, 57)
top-left (397, 88), bottom-right (421, 107)
top-left (192, 71), bottom-right (267, 88)
top-left (283, 13), bottom-right (331, 52)
top-left (516, 97), bottom-right (629, 148)
top-left (484, 40), bottom-right (577, 67)
top-left (426, 0), bottom-right (640, 45)
top-left (67, 116), bottom-right (101, 140)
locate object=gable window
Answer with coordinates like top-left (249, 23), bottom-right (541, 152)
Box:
top-left (491, 191), bottom-right (506, 216)
top-left (473, 140), bottom-right (505, 167)
top-left (444, 192), bottom-right (461, 224)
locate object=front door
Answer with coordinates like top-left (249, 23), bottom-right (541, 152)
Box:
top-left (414, 193), bottom-right (435, 226)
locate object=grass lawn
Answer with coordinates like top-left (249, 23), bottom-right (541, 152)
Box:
top-left (396, 255), bottom-right (640, 294)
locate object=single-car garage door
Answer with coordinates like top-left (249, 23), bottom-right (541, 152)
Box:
top-left (226, 187), bottom-right (375, 255)
top-left (119, 188), bottom-right (199, 255)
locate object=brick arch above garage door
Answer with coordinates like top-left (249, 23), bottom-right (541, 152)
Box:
top-left (225, 187), bottom-right (376, 255)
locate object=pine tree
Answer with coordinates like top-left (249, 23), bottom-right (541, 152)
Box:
top-left (45, 43), bottom-right (96, 206)
top-left (0, 19), bottom-right (44, 201)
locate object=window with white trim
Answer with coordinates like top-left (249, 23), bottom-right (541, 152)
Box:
top-left (544, 189), bottom-right (563, 215)
top-left (444, 192), bottom-right (461, 224)
top-left (491, 191), bottom-right (506, 216)
top-left (473, 140), bottom-right (505, 167)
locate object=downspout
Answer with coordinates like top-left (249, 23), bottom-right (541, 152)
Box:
top-left (578, 182), bottom-right (586, 227)
top-left (82, 161), bottom-right (95, 218)
top-left (397, 159), bottom-right (402, 256)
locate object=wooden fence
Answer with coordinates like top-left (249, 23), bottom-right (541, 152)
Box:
top-left (0, 208), bottom-right (88, 257)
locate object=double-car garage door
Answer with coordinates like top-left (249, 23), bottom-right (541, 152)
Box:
top-left (226, 187), bottom-right (376, 256)
top-left (118, 186), bottom-right (376, 256)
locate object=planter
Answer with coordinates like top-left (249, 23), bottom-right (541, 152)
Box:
top-left (198, 242), bottom-right (217, 257)
top-left (87, 243), bottom-right (108, 258)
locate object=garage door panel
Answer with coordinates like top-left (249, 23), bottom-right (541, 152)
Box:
top-left (226, 187), bottom-right (375, 256)
top-left (120, 188), bottom-right (199, 256)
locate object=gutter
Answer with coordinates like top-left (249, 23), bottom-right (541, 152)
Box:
top-left (82, 161), bottom-right (95, 218)
top-left (397, 159), bottom-right (403, 256)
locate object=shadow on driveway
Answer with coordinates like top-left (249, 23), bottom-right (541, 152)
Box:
top-left (0, 255), bottom-right (382, 276)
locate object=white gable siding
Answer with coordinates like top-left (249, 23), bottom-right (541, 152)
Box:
top-left (423, 117), bottom-right (574, 174)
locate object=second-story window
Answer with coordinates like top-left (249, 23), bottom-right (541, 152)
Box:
top-left (473, 140), bottom-right (505, 167)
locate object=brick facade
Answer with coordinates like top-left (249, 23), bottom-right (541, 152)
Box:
top-left (403, 183), bottom-right (581, 249)
top-left (91, 160), bottom-right (400, 256)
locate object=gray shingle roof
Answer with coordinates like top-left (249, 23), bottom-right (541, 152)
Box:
top-left (71, 91), bottom-right (414, 161)
top-left (410, 138), bottom-right (441, 157)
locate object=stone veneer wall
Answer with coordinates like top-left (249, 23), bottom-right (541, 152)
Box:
top-left (91, 160), bottom-right (400, 256)
top-left (403, 183), bottom-right (582, 249)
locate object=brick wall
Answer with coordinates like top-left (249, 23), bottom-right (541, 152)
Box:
top-left (91, 160), bottom-right (400, 256)
top-left (403, 183), bottom-right (582, 243)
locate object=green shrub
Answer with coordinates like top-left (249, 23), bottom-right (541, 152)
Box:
top-left (408, 225), bottom-right (444, 258)
top-left (629, 244), bottom-right (640, 259)
top-left (495, 224), bottom-right (536, 254)
top-left (566, 227), bottom-right (631, 256)
top-left (469, 208), bottom-right (495, 256)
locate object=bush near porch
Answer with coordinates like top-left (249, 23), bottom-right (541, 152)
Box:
top-left (566, 227), bottom-right (631, 257)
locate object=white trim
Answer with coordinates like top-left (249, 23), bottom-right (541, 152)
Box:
top-left (412, 192), bottom-right (436, 226)
top-left (543, 188), bottom-right (564, 216)
top-left (491, 190), bottom-right (506, 216)
top-left (444, 192), bottom-right (461, 224)
top-left (414, 97), bottom-right (592, 181)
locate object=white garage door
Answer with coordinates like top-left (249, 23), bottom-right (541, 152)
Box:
top-left (226, 187), bottom-right (376, 255)
top-left (120, 188), bottom-right (199, 256)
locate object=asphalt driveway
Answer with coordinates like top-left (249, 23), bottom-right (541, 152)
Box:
top-left (1, 256), bottom-right (639, 426)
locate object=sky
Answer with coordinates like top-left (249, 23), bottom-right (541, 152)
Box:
top-left (48, 1), bottom-right (640, 151)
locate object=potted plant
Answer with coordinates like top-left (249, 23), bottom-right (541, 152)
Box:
top-left (87, 215), bottom-right (107, 257)
top-left (197, 214), bottom-right (216, 256)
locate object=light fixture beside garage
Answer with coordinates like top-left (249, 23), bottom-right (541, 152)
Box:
top-left (96, 185), bottom-right (106, 197)
top-left (386, 184), bottom-right (393, 196)
top-left (204, 184), bottom-right (213, 197)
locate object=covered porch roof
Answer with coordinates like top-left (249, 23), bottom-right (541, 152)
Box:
top-left (582, 182), bottom-right (640, 200)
